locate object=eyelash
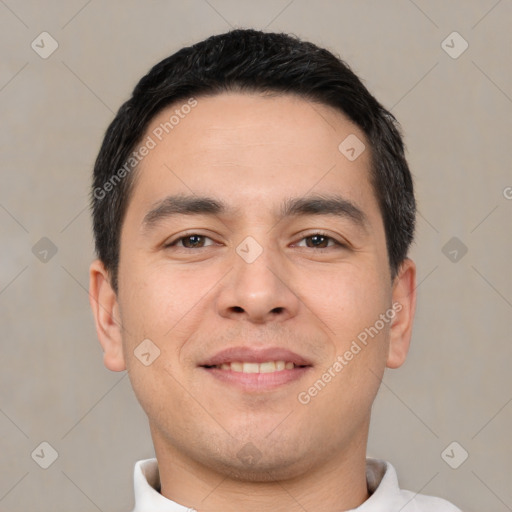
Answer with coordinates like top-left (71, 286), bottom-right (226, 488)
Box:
top-left (165, 232), bottom-right (346, 250)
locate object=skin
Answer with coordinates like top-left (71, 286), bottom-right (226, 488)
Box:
top-left (89, 92), bottom-right (416, 512)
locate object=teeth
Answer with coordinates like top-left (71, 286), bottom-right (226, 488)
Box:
top-left (230, 362), bottom-right (243, 372)
top-left (215, 360), bottom-right (298, 373)
top-left (259, 361), bottom-right (276, 373)
top-left (243, 362), bottom-right (259, 373)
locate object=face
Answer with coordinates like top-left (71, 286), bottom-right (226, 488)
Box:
top-left (90, 92), bottom-right (415, 481)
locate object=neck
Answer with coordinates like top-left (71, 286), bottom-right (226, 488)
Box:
top-left (151, 427), bottom-right (370, 512)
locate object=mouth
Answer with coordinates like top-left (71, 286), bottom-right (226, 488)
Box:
top-left (199, 347), bottom-right (313, 391)
top-left (203, 360), bottom-right (306, 373)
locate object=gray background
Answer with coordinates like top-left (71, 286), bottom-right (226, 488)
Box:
top-left (1, 1), bottom-right (511, 511)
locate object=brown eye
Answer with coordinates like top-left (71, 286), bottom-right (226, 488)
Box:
top-left (305, 234), bottom-right (331, 248)
top-left (182, 235), bottom-right (205, 248)
top-left (166, 234), bottom-right (214, 249)
top-left (296, 233), bottom-right (344, 249)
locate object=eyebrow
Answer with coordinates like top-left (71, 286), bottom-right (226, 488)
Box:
top-left (141, 193), bottom-right (368, 233)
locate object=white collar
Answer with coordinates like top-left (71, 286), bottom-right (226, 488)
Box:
top-left (131, 457), bottom-right (460, 511)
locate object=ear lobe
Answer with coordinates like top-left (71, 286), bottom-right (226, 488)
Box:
top-left (386, 258), bottom-right (416, 369)
top-left (88, 259), bottom-right (126, 372)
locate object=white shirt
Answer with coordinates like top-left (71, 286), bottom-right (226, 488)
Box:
top-left (131, 457), bottom-right (462, 511)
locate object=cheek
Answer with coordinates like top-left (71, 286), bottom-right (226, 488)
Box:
top-left (118, 260), bottom-right (226, 390)
top-left (298, 262), bottom-right (390, 344)
top-left (117, 266), bottom-right (197, 418)
top-left (120, 260), bottom-right (203, 336)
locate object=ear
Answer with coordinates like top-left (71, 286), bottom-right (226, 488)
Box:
top-left (88, 259), bottom-right (126, 371)
top-left (386, 258), bottom-right (416, 369)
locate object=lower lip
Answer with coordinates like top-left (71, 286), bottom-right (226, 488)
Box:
top-left (201, 366), bottom-right (312, 391)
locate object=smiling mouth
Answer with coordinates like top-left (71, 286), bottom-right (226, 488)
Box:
top-left (203, 361), bottom-right (310, 373)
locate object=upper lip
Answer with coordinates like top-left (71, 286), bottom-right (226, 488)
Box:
top-left (200, 347), bottom-right (313, 367)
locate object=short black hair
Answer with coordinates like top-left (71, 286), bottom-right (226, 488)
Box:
top-left (91, 28), bottom-right (415, 293)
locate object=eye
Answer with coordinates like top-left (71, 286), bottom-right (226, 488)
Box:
top-left (165, 234), bottom-right (215, 249)
top-left (295, 232), bottom-right (345, 249)
top-left (164, 232), bottom-right (346, 251)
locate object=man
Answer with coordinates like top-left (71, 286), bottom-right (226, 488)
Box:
top-left (88, 29), bottom-right (461, 511)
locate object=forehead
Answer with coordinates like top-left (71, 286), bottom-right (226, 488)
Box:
top-left (125, 92), bottom-right (381, 228)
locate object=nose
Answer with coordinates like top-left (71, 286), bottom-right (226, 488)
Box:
top-left (216, 240), bottom-right (300, 324)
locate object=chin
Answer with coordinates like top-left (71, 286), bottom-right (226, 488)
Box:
top-left (203, 446), bottom-right (315, 483)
